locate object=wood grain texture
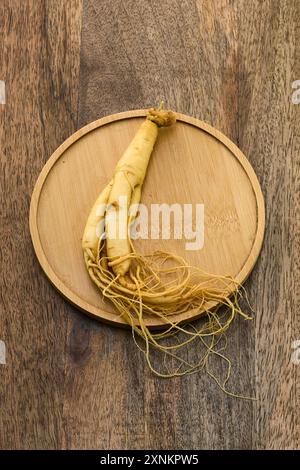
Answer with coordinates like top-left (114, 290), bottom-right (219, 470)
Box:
top-left (66, 0), bottom-right (253, 450)
top-left (1, 0), bottom-right (299, 450)
top-left (0, 0), bottom-right (82, 449)
top-left (238, 0), bottom-right (300, 450)
top-left (67, 0), bottom-right (299, 449)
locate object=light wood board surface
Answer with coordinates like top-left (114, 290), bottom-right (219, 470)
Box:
top-left (29, 110), bottom-right (264, 327)
top-left (0, 0), bottom-right (299, 450)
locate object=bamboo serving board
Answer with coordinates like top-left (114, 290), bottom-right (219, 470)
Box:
top-left (29, 110), bottom-right (265, 328)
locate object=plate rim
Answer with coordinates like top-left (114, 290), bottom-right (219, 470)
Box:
top-left (29, 109), bottom-right (265, 328)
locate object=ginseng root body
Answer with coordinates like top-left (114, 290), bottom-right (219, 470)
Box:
top-left (82, 104), bottom-right (252, 398)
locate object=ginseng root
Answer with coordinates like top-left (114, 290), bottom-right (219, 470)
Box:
top-left (82, 103), bottom-right (254, 399)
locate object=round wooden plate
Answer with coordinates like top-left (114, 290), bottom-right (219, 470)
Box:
top-left (30, 110), bottom-right (265, 328)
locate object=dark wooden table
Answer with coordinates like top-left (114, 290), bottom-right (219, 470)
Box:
top-left (0, 0), bottom-right (299, 449)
